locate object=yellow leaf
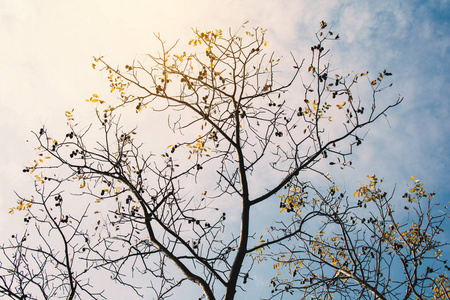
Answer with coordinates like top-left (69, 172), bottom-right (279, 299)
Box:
top-left (410, 176), bottom-right (415, 181)
top-left (371, 80), bottom-right (377, 85)
top-left (264, 41), bottom-right (268, 47)
top-left (92, 63), bottom-right (96, 69)
top-left (110, 87), bottom-right (115, 92)
top-left (93, 94), bottom-right (99, 98)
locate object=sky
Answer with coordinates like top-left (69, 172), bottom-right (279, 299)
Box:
top-left (0, 0), bottom-right (449, 299)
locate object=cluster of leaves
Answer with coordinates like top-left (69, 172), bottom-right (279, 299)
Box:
top-left (265, 175), bottom-right (449, 300)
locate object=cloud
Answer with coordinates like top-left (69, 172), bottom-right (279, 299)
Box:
top-left (0, 0), bottom-right (448, 298)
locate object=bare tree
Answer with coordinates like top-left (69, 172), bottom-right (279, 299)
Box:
top-left (2, 22), bottom-right (412, 299)
top-left (1, 181), bottom-right (100, 299)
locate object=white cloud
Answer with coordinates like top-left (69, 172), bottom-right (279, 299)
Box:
top-left (0, 0), bottom-right (448, 298)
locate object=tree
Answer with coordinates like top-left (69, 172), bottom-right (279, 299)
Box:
top-left (3, 21), bottom-right (435, 300)
top-left (265, 175), bottom-right (449, 300)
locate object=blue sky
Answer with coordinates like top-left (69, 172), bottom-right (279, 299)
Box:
top-left (0, 0), bottom-right (449, 299)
